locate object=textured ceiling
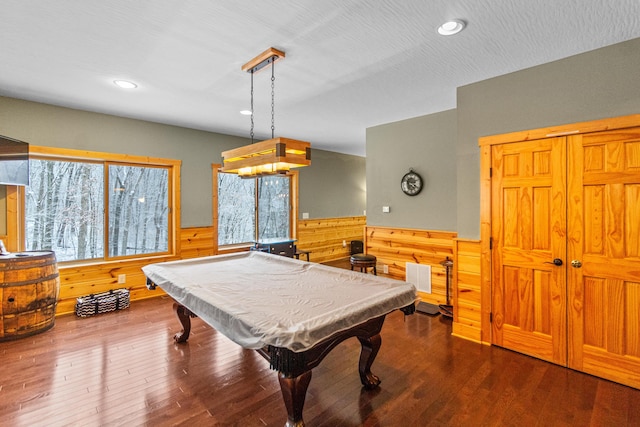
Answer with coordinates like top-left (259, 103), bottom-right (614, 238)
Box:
top-left (2, 0), bottom-right (640, 156)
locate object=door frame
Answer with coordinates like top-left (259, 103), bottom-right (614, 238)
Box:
top-left (478, 114), bottom-right (640, 344)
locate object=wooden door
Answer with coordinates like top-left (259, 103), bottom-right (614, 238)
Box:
top-left (491, 138), bottom-right (568, 365)
top-left (567, 128), bottom-right (640, 389)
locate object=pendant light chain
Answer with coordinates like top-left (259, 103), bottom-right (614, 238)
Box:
top-left (222, 48), bottom-right (311, 177)
top-left (250, 70), bottom-right (255, 143)
top-left (271, 58), bottom-right (275, 139)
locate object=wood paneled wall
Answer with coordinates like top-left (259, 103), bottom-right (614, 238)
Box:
top-left (57, 257), bottom-right (165, 315)
top-left (365, 227), bottom-right (482, 343)
top-left (296, 216), bottom-right (366, 263)
top-left (56, 226), bottom-right (215, 315)
top-left (180, 226), bottom-right (215, 259)
top-left (452, 239), bottom-right (482, 343)
top-left (365, 227), bottom-right (456, 306)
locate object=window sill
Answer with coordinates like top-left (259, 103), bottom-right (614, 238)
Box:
top-left (57, 253), bottom-right (179, 269)
top-left (217, 244), bottom-right (252, 254)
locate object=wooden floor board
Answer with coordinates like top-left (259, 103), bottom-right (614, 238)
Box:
top-left (1, 268), bottom-right (640, 426)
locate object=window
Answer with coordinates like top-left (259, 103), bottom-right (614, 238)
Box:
top-left (27, 159), bottom-right (105, 260)
top-left (217, 172), bottom-right (296, 246)
top-left (257, 175), bottom-right (290, 240)
top-left (217, 173), bottom-right (255, 245)
top-left (24, 147), bottom-right (179, 263)
top-left (108, 164), bottom-right (169, 257)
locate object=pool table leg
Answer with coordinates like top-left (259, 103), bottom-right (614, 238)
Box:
top-left (173, 302), bottom-right (193, 343)
top-left (278, 370), bottom-right (312, 427)
top-left (357, 333), bottom-right (382, 388)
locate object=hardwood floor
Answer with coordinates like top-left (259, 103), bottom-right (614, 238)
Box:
top-left (1, 267), bottom-right (639, 426)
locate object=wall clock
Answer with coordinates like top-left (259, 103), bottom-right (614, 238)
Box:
top-left (401, 170), bottom-right (423, 196)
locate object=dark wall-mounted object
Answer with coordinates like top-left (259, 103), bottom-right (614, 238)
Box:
top-left (350, 240), bottom-right (363, 255)
top-left (0, 135), bottom-right (29, 186)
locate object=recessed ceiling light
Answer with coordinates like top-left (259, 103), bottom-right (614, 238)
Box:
top-left (114, 80), bottom-right (138, 89)
top-left (240, 110), bottom-right (252, 115)
top-left (438, 19), bottom-right (466, 36)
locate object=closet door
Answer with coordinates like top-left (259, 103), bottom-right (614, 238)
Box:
top-left (491, 137), bottom-right (567, 365)
top-left (567, 128), bottom-right (640, 389)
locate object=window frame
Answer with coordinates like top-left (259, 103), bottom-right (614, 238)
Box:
top-left (212, 164), bottom-right (299, 251)
top-left (18, 146), bottom-right (181, 265)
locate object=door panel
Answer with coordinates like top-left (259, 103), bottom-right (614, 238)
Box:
top-left (491, 138), bottom-right (567, 365)
top-left (568, 129), bottom-right (640, 389)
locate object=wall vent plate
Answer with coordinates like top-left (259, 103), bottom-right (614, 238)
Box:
top-left (406, 262), bottom-right (431, 293)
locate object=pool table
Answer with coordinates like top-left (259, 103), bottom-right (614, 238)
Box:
top-left (143, 251), bottom-right (416, 426)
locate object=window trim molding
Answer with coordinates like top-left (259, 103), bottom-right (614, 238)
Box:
top-left (1, 185), bottom-right (24, 252)
top-left (19, 145), bottom-right (181, 263)
top-left (211, 163), bottom-right (220, 255)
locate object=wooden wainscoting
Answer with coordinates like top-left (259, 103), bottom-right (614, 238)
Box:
top-left (296, 216), bottom-right (366, 263)
top-left (366, 228), bottom-right (483, 343)
top-left (452, 239), bottom-right (482, 343)
top-left (365, 227), bottom-right (457, 306)
top-left (179, 226), bottom-right (215, 259)
top-left (57, 258), bottom-right (171, 315)
top-left (56, 226), bottom-right (216, 315)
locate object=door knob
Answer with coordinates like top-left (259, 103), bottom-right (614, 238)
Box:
top-left (544, 258), bottom-right (563, 266)
top-left (571, 260), bottom-right (582, 268)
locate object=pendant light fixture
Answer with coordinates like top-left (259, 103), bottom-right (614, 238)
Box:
top-left (221, 47), bottom-right (311, 178)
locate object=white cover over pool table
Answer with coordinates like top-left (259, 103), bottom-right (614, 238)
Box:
top-left (143, 251), bottom-right (416, 352)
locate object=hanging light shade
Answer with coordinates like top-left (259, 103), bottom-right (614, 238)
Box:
top-left (221, 47), bottom-right (311, 178)
top-left (221, 137), bottom-right (310, 177)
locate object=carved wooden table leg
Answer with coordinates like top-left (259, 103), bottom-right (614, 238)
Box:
top-left (357, 333), bottom-right (382, 388)
top-left (278, 370), bottom-right (312, 427)
top-left (173, 302), bottom-right (193, 343)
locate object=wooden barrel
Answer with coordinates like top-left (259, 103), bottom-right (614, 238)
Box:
top-left (0, 251), bottom-right (60, 341)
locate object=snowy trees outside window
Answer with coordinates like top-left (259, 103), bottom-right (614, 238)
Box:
top-left (26, 158), bottom-right (170, 262)
top-left (218, 173), bottom-right (290, 245)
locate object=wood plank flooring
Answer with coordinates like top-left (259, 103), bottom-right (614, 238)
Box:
top-left (1, 265), bottom-right (639, 426)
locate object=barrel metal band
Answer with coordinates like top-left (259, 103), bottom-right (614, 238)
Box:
top-left (1, 273), bottom-right (59, 288)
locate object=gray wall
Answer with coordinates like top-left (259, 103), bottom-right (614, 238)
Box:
top-left (366, 110), bottom-right (457, 230)
top-left (298, 148), bottom-right (366, 218)
top-left (366, 37), bottom-right (640, 239)
top-left (457, 37), bottom-right (640, 238)
top-left (0, 96), bottom-right (365, 227)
